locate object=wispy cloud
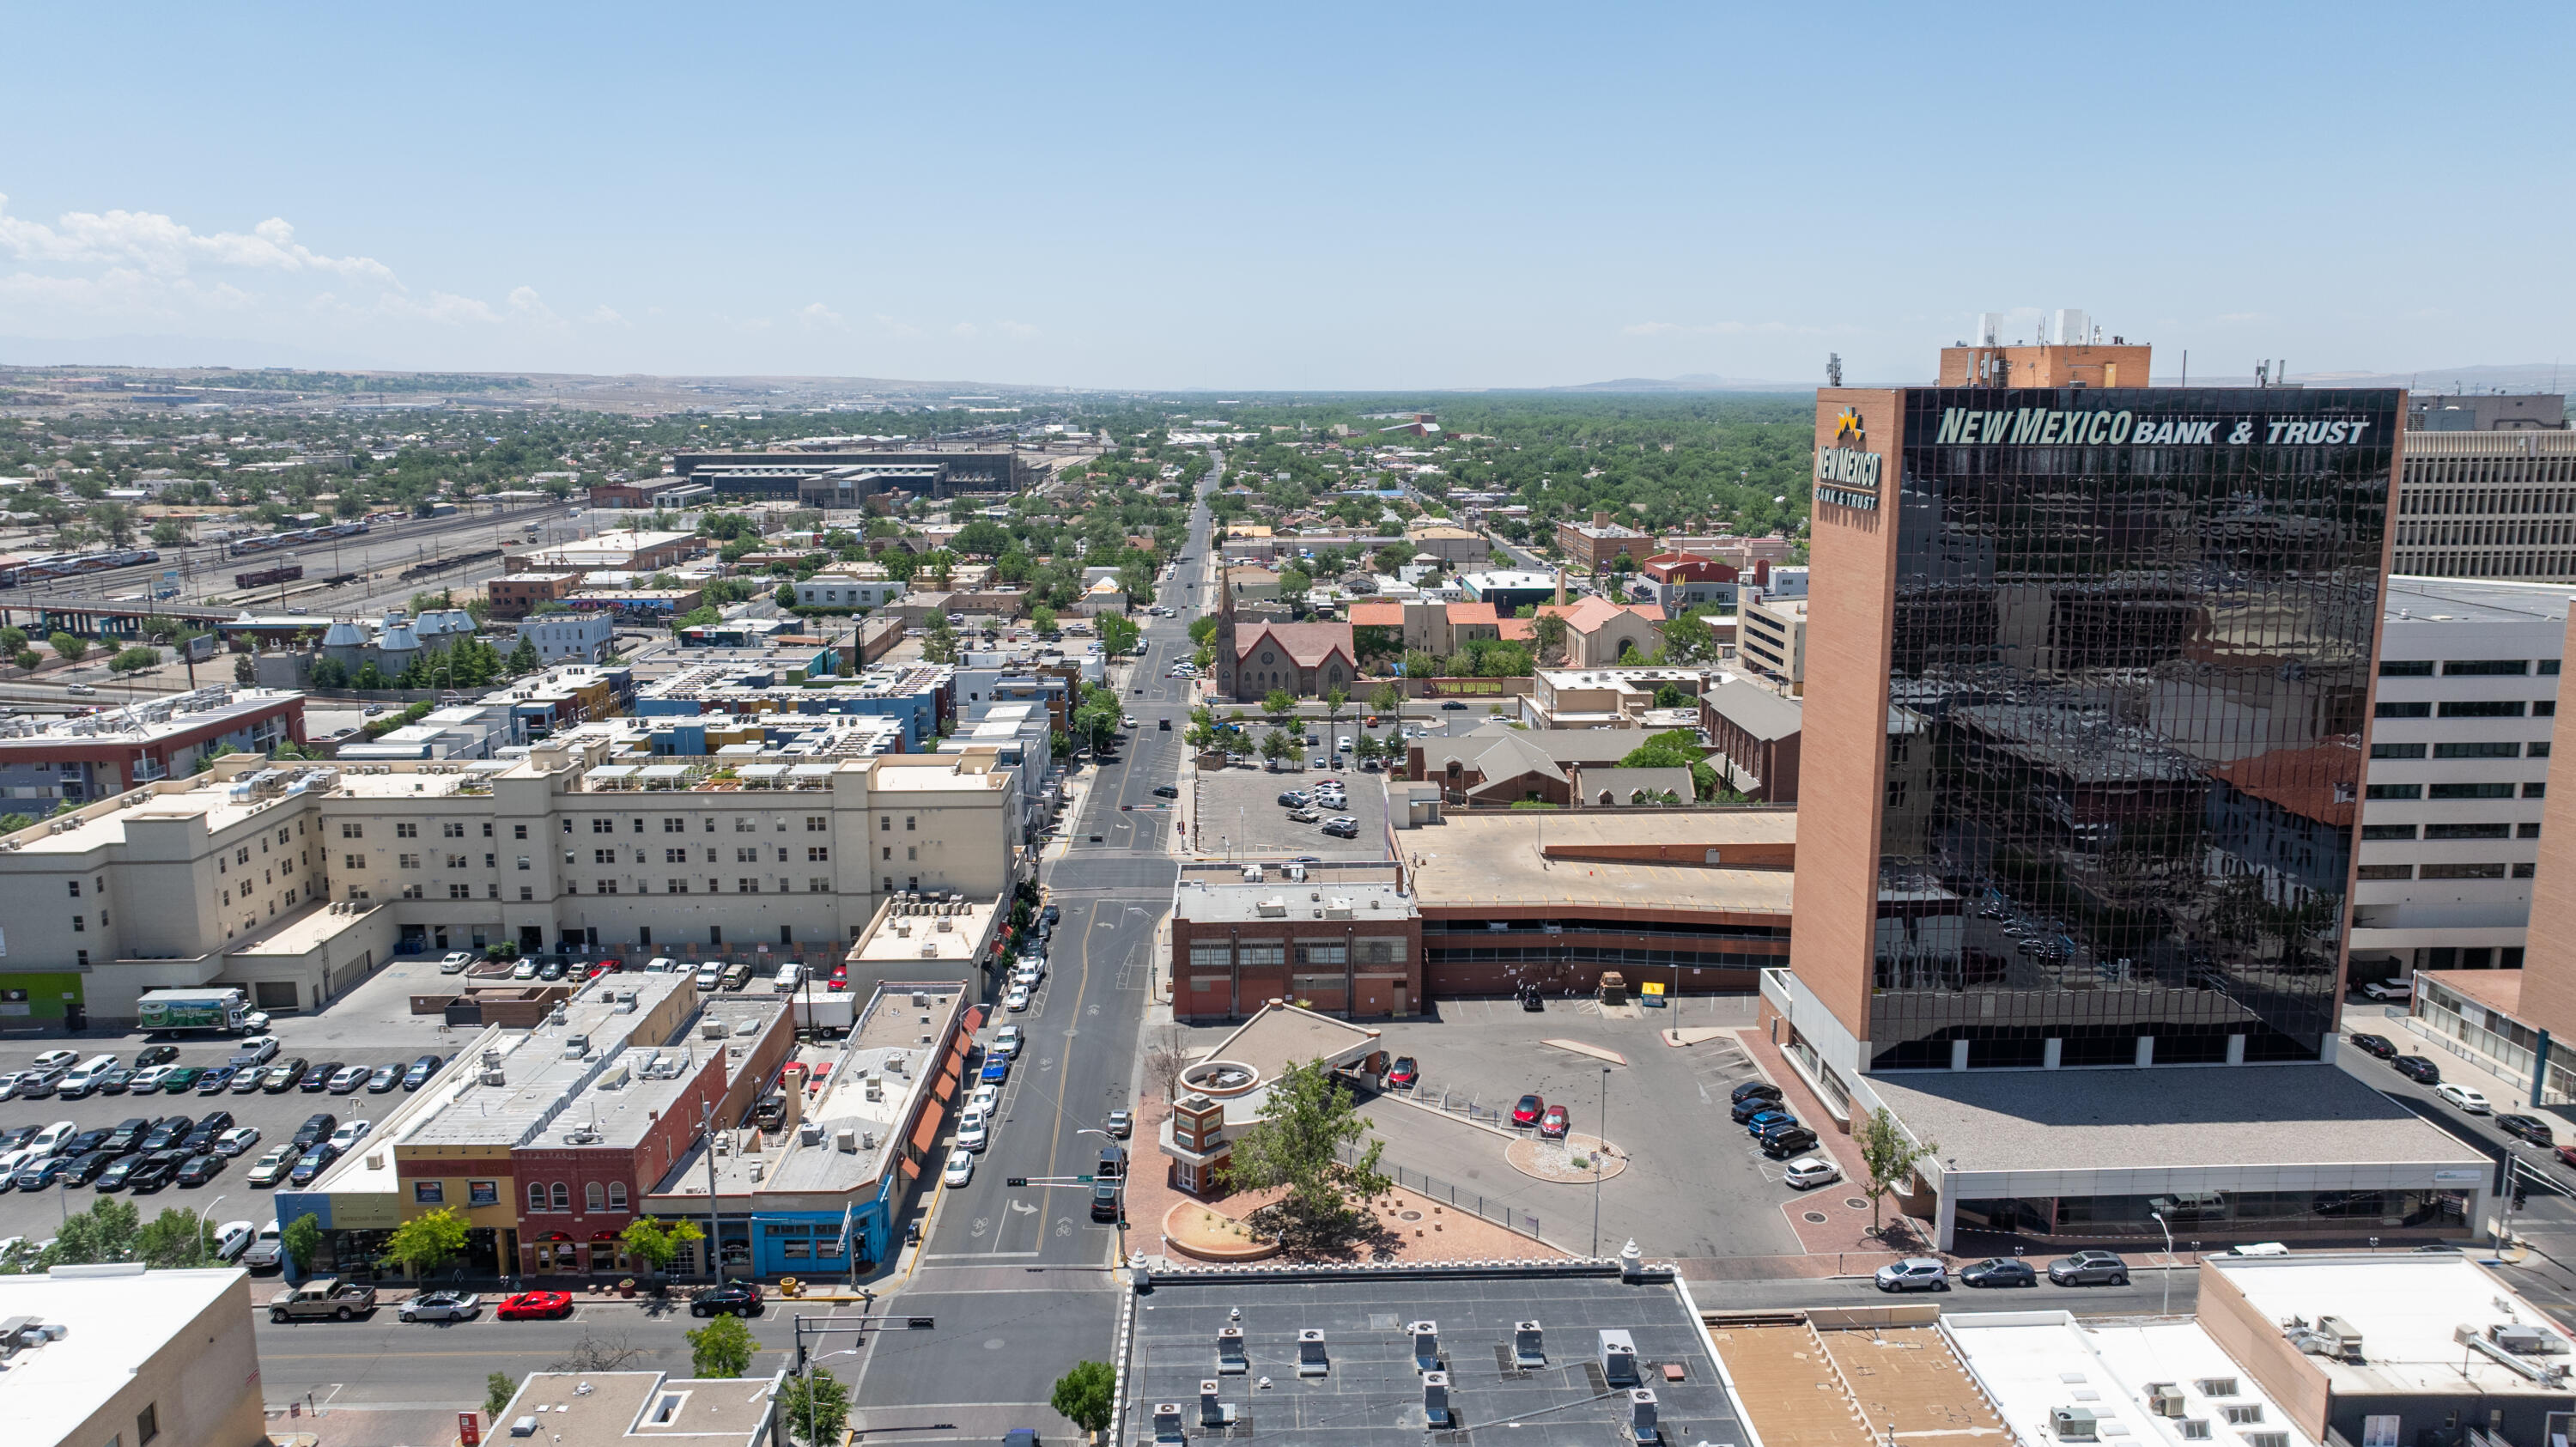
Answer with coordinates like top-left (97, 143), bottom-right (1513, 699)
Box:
top-left (0, 193), bottom-right (396, 282)
top-left (799, 301), bottom-right (847, 331)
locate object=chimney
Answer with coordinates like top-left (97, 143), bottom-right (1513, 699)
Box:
top-left (1514, 1321), bottom-right (1546, 1368)
top-left (1410, 1320), bottom-right (1439, 1372)
top-left (1297, 1328), bottom-right (1328, 1377)
top-left (1593, 511), bottom-right (1611, 528)
top-left (1554, 567), bottom-right (1566, 605)
top-left (1424, 1371), bottom-right (1453, 1428)
top-left (1217, 1324), bottom-right (1247, 1373)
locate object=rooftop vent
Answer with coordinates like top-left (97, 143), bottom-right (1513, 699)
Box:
top-left (1626, 1389), bottom-right (1659, 1444)
top-left (1199, 1381), bottom-right (1236, 1429)
top-left (1297, 1328), bottom-right (1327, 1377)
top-left (1514, 1320), bottom-right (1545, 1368)
top-left (1218, 1325), bottom-right (1247, 1374)
top-left (1152, 1403), bottom-right (1186, 1446)
top-left (1410, 1320), bottom-right (1439, 1372)
top-left (1425, 1371), bottom-right (1453, 1428)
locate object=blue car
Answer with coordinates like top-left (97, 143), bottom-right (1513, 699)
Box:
top-left (1746, 1109), bottom-right (1796, 1136)
top-left (1755, 1116), bottom-right (1807, 1143)
top-left (980, 1056), bottom-right (1010, 1085)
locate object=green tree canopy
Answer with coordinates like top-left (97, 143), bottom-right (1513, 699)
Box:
top-left (780, 1368), bottom-right (850, 1447)
top-left (283, 1213), bottom-right (323, 1273)
top-left (136, 1208), bottom-right (216, 1268)
top-left (688, 1312), bottom-right (756, 1377)
top-left (49, 630), bottom-right (86, 663)
top-left (1051, 1361), bottom-right (1117, 1436)
top-left (1226, 1058), bottom-right (1392, 1249)
top-left (1098, 612), bottom-right (1139, 656)
top-left (1617, 729), bottom-right (1720, 800)
top-left (618, 1217), bottom-right (704, 1274)
top-left (384, 1207), bottom-right (470, 1278)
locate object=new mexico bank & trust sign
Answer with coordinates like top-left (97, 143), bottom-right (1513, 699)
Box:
top-left (1814, 407), bottom-right (1883, 512)
top-left (1929, 404), bottom-right (2379, 447)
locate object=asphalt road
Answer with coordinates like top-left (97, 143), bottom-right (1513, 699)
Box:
top-left (838, 459), bottom-right (1217, 1444)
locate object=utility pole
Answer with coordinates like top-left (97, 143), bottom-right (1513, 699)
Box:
top-left (701, 1099), bottom-right (723, 1285)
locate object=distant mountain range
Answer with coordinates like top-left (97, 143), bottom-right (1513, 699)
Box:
top-left (1558, 364), bottom-right (2573, 396)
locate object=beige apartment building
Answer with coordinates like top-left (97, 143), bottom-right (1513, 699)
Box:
top-left (5, 1265), bottom-right (269, 1447)
top-left (1738, 595), bottom-right (1807, 693)
top-left (0, 743), bottom-right (1019, 1024)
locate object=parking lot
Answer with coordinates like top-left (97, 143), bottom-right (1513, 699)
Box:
top-left (0, 1031), bottom-right (450, 1256)
top-left (1175, 992), bottom-right (1809, 1260)
top-left (1193, 758), bottom-right (1390, 860)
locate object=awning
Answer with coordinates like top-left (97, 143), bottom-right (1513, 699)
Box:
top-left (908, 1105), bottom-right (943, 1160)
top-left (589, 1230), bottom-right (621, 1243)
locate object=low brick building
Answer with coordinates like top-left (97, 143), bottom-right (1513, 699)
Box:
top-left (1170, 860), bottom-right (1422, 1022)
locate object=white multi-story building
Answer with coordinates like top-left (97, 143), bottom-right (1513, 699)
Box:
top-left (2351, 577), bottom-right (2571, 980)
top-left (0, 742), bottom-right (1021, 1024)
top-left (515, 612), bottom-right (614, 663)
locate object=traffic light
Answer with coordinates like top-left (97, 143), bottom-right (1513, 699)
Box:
top-left (1005, 1176), bottom-right (1029, 1188)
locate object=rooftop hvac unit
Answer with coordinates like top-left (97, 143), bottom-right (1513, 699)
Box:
top-left (702, 1020), bottom-right (727, 1040)
top-left (1199, 1380), bottom-right (1236, 1429)
top-left (835, 1128), bottom-right (856, 1152)
top-left (799, 1121), bottom-right (823, 1146)
top-left (1513, 1321), bottom-right (1545, 1368)
top-left (1626, 1389), bottom-right (1659, 1444)
top-left (1410, 1321), bottom-right (1439, 1372)
top-left (1151, 1404), bottom-right (1186, 1446)
top-left (920, 943), bottom-right (938, 958)
top-left (2495, 1322), bottom-right (2569, 1355)
top-left (2051, 1408), bottom-right (2099, 1442)
top-left (1599, 1330), bottom-right (1639, 1389)
top-left (480, 1068), bottom-right (506, 1086)
top-left (1217, 1325), bottom-right (1247, 1374)
top-left (2147, 1385), bottom-right (2186, 1418)
top-left (1297, 1328), bottom-right (1328, 1377)
top-left (1424, 1371), bottom-right (1452, 1428)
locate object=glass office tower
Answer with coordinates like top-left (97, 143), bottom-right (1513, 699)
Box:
top-left (1866, 386), bottom-right (2402, 1070)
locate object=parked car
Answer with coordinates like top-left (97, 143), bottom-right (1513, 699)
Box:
top-left (957, 1110), bottom-right (990, 1152)
top-left (1386, 1056), bottom-right (1419, 1089)
top-left (1105, 1110), bottom-right (1133, 1140)
top-left (101, 1117), bottom-right (150, 1155)
top-left (262, 1060), bottom-right (308, 1092)
top-left (438, 951), bottom-right (477, 975)
top-left (229, 1066), bottom-right (268, 1095)
top-left (1511, 1094), bottom-right (1546, 1127)
top-left (270, 1277), bottom-right (378, 1322)
top-left (2436, 1083), bottom-right (2493, 1115)
top-left (2363, 977), bottom-right (2414, 1001)
top-left (125, 1151), bottom-right (186, 1192)
top-left (943, 1147), bottom-right (975, 1187)
top-left (91, 1067), bottom-right (135, 1096)
top-left (367, 1065), bottom-right (401, 1093)
top-left (138, 1116), bottom-right (194, 1153)
top-left (2347, 1032), bottom-right (2398, 1060)
top-left (1732, 1094), bottom-right (1789, 1123)
top-left (211, 1219), bottom-right (258, 1262)
top-left (1762, 1128), bottom-right (1820, 1158)
top-left (512, 959), bottom-right (539, 981)
top-left (94, 1153), bottom-right (149, 1191)
top-left (134, 1045), bottom-right (179, 1069)
top-left (193, 1067), bottom-right (236, 1095)
top-left (1004, 988), bottom-right (1031, 1012)
top-left (1539, 1105), bottom-right (1570, 1140)
top-left (2500, 1115), bottom-right (2557, 1146)
top-left (30, 1049), bottom-right (76, 1071)
top-left (2392, 1055), bottom-right (2443, 1085)
top-left (125, 1064), bottom-right (179, 1094)
top-left (328, 1120), bottom-right (373, 1152)
top-left (1745, 1108), bottom-right (1797, 1135)
top-left (1874, 1257), bottom-right (1949, 1292)
top-left (498, 1290), bottom-right (574, 1321)
top-left (240, 1219), bottom-right (286, 1268)
top-left (690, 1282), bottom-right (764, 1318)
top-left (2048, 1249), bottom-right (2130, 1286)
top-left (160, 1067), bottom-right (204, 1094)
top-left (246, 1146), bottom-right (297, 1188)
top-left (403, 1055), bottom-right (441, 1091)
top-left (1783, 1157), bottom-right (1840, 1189)
top-left (291, 1114), bottom-right (337, 1150)
top-left (400, 1289), bottom-right (482, 1322)
top-left (981, 1056), bottom-right (1011, 1085)
top-left (59, 1151), bottom-right (116, 1187)
top-left (1731, 1080), bottom-right (1785, 1105)
top-left (301, 1061), bottom-right (344, 1093)
top-left (1151, 784), bottom-right (1179, 799)
top-left (287, 1145), bottom-right (339, 1186)
top-left (327, 1065), bottom-right (369, 1094)
top-left (216, 1126), bottom-right (262, 1158)
top-left (232, 1036), bottom-right (281, 1067)
top-left (1961, 1257), bottom-right (2038, 1288)
top-left (175, 1153), bottom-right (225, 1187)
top-left (991, 1025), bottom-right (1024, 1057)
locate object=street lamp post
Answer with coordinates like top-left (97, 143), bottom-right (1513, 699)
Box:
top-left (2148, 1210), bottom-right (2174, 1316)
top-left (1593, 1065), bottom-right (1611, 1256)
top-left (197, 1195), bottom-right (228, 1267)
top-left (801, 1346), bottom-right (860, 1447)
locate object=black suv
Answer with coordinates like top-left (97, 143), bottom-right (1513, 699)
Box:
top-left (293, 1114), bottom-right (338, 1150)
top-left (1761, 1128), bottom-right (1819, 1158)
top-left (134, 1045), bottom-right (179, 1069)
top-left (2392, 1055), bottom-right (2442, 1085)
top-left (2347, 1033), bottom-right (2398, 1060)
top-left (140, 1116), bottom-right (196, 1152)
top-left (2500, 1114), bottom-right (2556, 1146)
top-left (61, 1150), bottom-right (117, 1187)
top-left (301, 1061), bottom-right (343, 1093)
top-left (690, 1282), bottom-right (764, 1318)
top-left (1731, 1080), bottom-right (1784, 1105)
top-left (181, 1111), bottom-right (236, 1153)
top-left (101, 1118), bottom-right (151, 1154)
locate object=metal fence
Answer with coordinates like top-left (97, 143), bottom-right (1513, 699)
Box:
top-left (1340, 1144), bottom-right (1541, 1243)
top-left (1413, 1088), bottom-right (1504, 1126)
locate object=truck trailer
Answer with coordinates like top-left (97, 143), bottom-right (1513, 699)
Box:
top-left (135, 987), bottom-right (254, 1036)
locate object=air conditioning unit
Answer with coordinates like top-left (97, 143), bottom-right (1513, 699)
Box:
top-left (2146, 1385), bottom-right (2185, 1418)
top-left (2051, 1408), bottom-right (2099, 1442)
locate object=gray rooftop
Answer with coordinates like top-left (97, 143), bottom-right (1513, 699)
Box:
top-left (1701, 677), bottom-right (1802, 741)
top-left (1175, 877), bottom-right (1417, 926)
top-left (2385, 575), bottom-right (2576, 626)
top-left (1867, 1064), bottom-right (2487, 1175)
top-left (1124, 1270), bottom-right (1749, 1447)
top-left (406, 972), bottom-right (696, 1147)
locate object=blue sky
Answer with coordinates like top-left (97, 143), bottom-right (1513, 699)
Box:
top-left (4, 2), bottom-right (2567, 390)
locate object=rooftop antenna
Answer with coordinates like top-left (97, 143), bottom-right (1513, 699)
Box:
top-left (1826, 354), bottom-right (1843, 387)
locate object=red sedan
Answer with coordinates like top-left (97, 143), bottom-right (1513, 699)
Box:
top-left (828, 965), bottom-right (849, 993)
top-left (1539, 1104), bottom-right (1570, 1140)
top-left (1512, 1094), bottom-right (1546, 1127)
top-left (497, 1290), bottom-right (574, 1321)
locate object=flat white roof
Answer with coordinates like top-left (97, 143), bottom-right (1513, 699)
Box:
top-left (2209, 1253), bottom-right (2576, 1397)
top-left (0, 1266), bottom-right (248, 1445)
top-left (1947, 1310), bottom-right (2317, 1447)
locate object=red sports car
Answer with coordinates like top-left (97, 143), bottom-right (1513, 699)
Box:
top-left (828, 965), bottom-right (849, 993)
top-left (497, 1290), bottom-right (574, 1321)
top-left (1539, 1104), bottom-right (1570, 1140)
top-left (1385, 1056), bottom-right (1419, 1088)
top-left (1512, 1094), bottom-right (1546, 1127)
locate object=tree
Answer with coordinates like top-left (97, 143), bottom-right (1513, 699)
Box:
top-left (1098, 612), bottom-right (1139, 656)
top-left (1260, 729), bottom-right (1295, 769)
top-left (549, 1330), bottom-right (650, 1373)
top-left (780, 1367), bottom-right (850, 1447)
top-left (1227, 1058), bottom-right (1392, 1249)
top-left (234, 654), bottom-right (257, 685)
top-left (1051, 1361), bottom-right (1117, 1438)
top-left (1321, 686), bottom-right (1348, 733)
top-left (0, 626), bottom-right (24, 656)
top-left (1857, 1106), bottom-right (1938, 1237)
top-left (1143, 1021), bottom-right (1193, 1106)
top-left (135, 1207), bottom-right (215, 1268)
top-left (688, 1312), bottom-right (756, 1378)
top-left (507, 638), bottom-right (540, 674)
top-left (107, 646), bottom-right (159, 676)
top-left (1188, 614), bottom-right (1219, 647)
top-left (1030, 604), bottom-right (1058, 635)
top-left (40, 1197), bottom-right (141, 1268)
top-left (283, 1213), bottom-right (323, 1274)
top-left (384, 1207), bottom-right (470, 1280)
top-left (925, 617), bottom-right (958, 664)
top-left (306, 656), bottom-right (348, 688)
top-left (952, 519), bottom-right (1012, 556)
top-left (1534, 611), bottom-right (1569, 662)
top-left (1618, 729), bottom-right (1721, 800)
top-left (486, 1372), bottom-right (519, 1419)
top-left (618, 1217), bottom-right (703, 1277)
top-left (1369, 682), bottom-right (1401, 715)
top-left (1263, 689), bottom-right (1297, 729)
top-left (49, 631), bottom-right (86, 664)
top-left (149, 518), bottom-right (191, 548)
top-left (1660, 609), bottom-right (1716, 666)
top-left (88, 501), bottom-right (135, 547)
